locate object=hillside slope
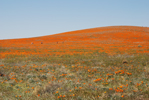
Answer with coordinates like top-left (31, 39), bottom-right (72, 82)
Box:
top-left (0, 26), bottom-right (149, 58)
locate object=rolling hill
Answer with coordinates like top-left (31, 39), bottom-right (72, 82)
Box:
top-left (0, 26), bottom-right (149, 58)
top-left (0, 26), bottom-right (149, 100)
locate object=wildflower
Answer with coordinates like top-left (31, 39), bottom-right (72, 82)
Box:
top-left (89, 84), bottom-right (92, 86)
top-left (119, 86), bottom-right (123, 88)
top-left (79, 87), bottom-right (82, 89)
top-left (133, 90), bottom-right (137, 92)
top-left (88, 69), bottom-right (91, 72)
top-left (63, 95), bottom-right (66, 97)
top-left (94, 78), bottom-right (102, 82)
top-left (126, 84), bottom-right (128, 87)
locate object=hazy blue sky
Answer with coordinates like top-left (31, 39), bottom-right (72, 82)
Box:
top-left (0, 0), bottom-right (149, 39)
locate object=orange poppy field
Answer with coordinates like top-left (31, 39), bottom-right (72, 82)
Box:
top-left (0, 26), bottom-right (149, 100)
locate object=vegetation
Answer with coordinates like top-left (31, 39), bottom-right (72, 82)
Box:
top-left (0, 26), bottom-right (149, 99)
top-left (0, 52), bottom-right (149, 100)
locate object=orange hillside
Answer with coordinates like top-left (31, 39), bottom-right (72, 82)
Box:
top-left (0, 26), bottom-right (149, 58)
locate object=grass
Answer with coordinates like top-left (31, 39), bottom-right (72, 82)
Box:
top-left (0, 51), bottom-right (149, 100)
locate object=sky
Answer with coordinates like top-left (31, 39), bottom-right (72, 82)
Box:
top-left (0, 0), bottom-right (149, 39)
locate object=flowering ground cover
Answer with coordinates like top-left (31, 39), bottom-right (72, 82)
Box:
top-left (0, 26), bottom-right (149, 100)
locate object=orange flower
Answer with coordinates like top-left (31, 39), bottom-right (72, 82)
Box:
top-left (79, 87), bottom-right (82, 89)
top-left (94, 78), bottom-right (102, 82)
top-left (89, 84), bottom-right (92, 86)
top-left (133, 90), bottom-right (137, 92)
top-left (119, 86), bottom-right (123, 88)
top-left (56, 91), bottom-right (59, 93)
top-left (63, 95), bottom-right (66, 97)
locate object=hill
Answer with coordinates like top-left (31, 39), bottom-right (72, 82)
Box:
top-left (0, 26), bottom-right (149, 100)
top-left (0, 26), bottom-right (149, 58)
